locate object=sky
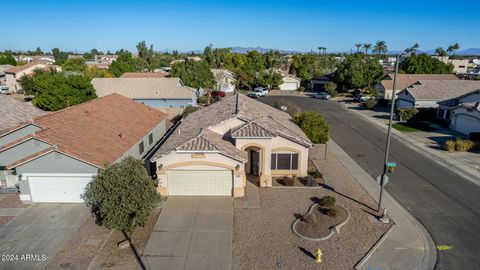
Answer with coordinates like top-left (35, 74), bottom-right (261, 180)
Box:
top-left (3, 0), bottom-right (479, 53)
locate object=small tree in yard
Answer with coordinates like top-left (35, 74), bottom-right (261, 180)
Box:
top-left (396, 108), bottom-right (418, 122)
top-left (83, 157), bottom-right (160, 234)
top-left (294, 111), bottom-right (329, 144)
top-left (325, 82), bottom-right (338, 97)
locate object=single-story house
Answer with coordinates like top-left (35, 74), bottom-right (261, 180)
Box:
top-left (120, 72), bottom-right (169, 78)
top-left (375, 74), bottom-right (458, 100)
top-left (151, 94), bottom-right (313, 197)
top-left (433, 56), bottom-right (470, 74)
top-left (396, 80), bottom-right (480, 109)
top-left (308, 74), bottom-right (334, 92)
top-left (211, 68), bottom-right (236, 93)
top-left (437, 89), bottom-right (480, 135)
top-left (91, 77), bottom-right (198, 109)
top-left (277, 70), bottom-right (301, 91)
top-left (0, 94), bottom-right (167, 202)
top-left (0, 64), bottom-right (13, 85)
top-left (4, 60), bottom-right (51, 93)
top-left (0, 94), bottom-right (46, 132)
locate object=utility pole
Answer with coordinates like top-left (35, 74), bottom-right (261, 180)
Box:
top-left (378, 54), bottom-right (400, 223)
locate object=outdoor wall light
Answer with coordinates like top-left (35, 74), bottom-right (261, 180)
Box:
top-left (158, 164), bottom-right (163, 169)
top-left (235, 164), bottom-right (240, 170)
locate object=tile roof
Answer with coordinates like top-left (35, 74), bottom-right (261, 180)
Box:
top-left (438, 90), bottom-right (480, 107)
top-left (380, 74), bottom-right (458, 90)
top-left (0, 95), bottom-right (46, 133)
top-left (0, 64), bottom-right (13, 76)
top-left (152, 94), bottom-right (311, 161)
top-left (120, 72), bottom-right (168, 78)
top-left (92, 78), bottom-right (196, 99)
top-left (4, 60), bottom-right (45, 74)
top-left (231, 121), bottom-right (276, 138)
top-left (11, 94), bottom-right (167, 168)
top-left (402, 80), bottom-right (480, 100)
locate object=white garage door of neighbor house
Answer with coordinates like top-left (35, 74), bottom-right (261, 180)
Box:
top-left (28, 175), bottom-right (93, 203)
top-left (454, 116), bottom-right (480, 135)
top-left (167, 170), bottom-right (233, 196)
top-left (282, 82), bottom-right (298, 91)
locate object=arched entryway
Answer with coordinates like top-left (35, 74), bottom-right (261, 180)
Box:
top-left (242, 145), bottom-right (264, 186)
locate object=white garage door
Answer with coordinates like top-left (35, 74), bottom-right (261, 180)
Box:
top-left (167, 170), bottom-right (232, 196)
top-left (453, 115), bottom-right (480, 135)
top-left (280, 82), bottom-right (298, 91)
top-left (27, 174), bottom-right (94, 203)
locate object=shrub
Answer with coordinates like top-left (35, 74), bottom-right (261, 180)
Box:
top-left (301, 213), bottom-right (316, 224)
top-left (455, 139), bottom-right (475, 152)
top-left (181, 106), bottom-right (200, 118)
top-left (325, 82), bottom-right (338, 97)
top-left (198, 96), bottom-right (208, 104)
top-left (319, 196), bottom-right (336, 209)
top-left (303, 175), bottom-right (317, 187)
top-left (309, 169), bottom-right (322, 179)
top-left (469, 132), bottom-right (480, 142)
top-left (396, 108), bottom-right (418, 122)
top-left (326, 207), bottom-right (338, 218)
top-left (363, 99), bottom-right (377, 110)
top-left (298, 86), bottom-right (305, 92)
top-left (444, 140), bottom-right (455, 152)
top-left (83, 157), bottom-right (160, 233)
top-left (282, 176), bottom-right (295, 186)
top-left (294, 111), bottom-right (329, 144)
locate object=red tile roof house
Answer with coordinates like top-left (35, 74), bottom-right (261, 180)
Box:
top-left (4, 60), bottom-right (51, 94)
top-left (0, 94), bottom-right (167, 203)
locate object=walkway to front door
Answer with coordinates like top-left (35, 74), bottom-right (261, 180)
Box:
top-left (142, 197), bottom-right (233, 270)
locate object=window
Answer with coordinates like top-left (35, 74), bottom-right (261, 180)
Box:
top-left (148, 133), bottom-right (153, 145)
top-left (445, 109), bottom-right (451, 119)
top-left (139, 142), bottom-right (144, 155)
top-left (271, 153), bottom-right (299, 170)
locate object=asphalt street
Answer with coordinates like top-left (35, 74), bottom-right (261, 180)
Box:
top-left (261, 96), bottom-right (480, 270)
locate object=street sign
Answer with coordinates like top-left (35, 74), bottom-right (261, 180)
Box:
top-left (376, 175), bottom-right (389, 186)
top-left (386, 162), bottom-right (397, 167)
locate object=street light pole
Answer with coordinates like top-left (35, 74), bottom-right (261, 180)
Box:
top-left (378, 54), bottom-right (400, 223)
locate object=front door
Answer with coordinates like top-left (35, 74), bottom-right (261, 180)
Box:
top-left (250, 150), bottom-right (259, 176)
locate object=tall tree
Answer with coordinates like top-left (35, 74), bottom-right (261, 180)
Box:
top-left (34, 47), bottom-right (43, 56)
top-left (334, 54), bottom-right (386, 89)
top-left (51, 48), bottom-right (69, 65)
top-left (447, 43), bottom-right (460, 56)
top-left (363, 43), bottom-right (372, 54)
top-left (62, 58), bottom-right (88, 73)
top-left (354, 43), bottom-right (362, 53)
top-left (0, 54), bottom-right (17, 65)
top-left (372, 41), bottom-right (388, 57)
top-left (170, 59), bottom-right (215, 89)
top-left (400, 54), bottom-right (453, 74)
top-left (435, 47), bottom-right (447, 57)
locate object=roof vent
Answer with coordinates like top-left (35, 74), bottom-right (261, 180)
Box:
top-left (118, 133), bottom-right (122, 138)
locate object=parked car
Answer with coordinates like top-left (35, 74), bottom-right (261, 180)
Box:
top-left (0, 86), bottom-right (9, 95)
top-left (210, 91), bottom-right (226, 98)
top-left (354, 94), bottom-right (375, 102)
top-left (314, 92), bottom-right (331, 100)
top-left (249, 87), bottom-right (269, 98)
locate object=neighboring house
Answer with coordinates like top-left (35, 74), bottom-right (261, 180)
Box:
top-left (308, 74), bottom-right (334, 92)
top-left (396, 80), bottom-right (480, 109)
top-left (4, 60), bottom-right (50, 93)
top-left (433, 56), bottom-right (469, 74)
top-left (278, 74), bottom-right (301, 91)
top-left (95, 54), bottom-right (118, 64)
top-left (151, 94), bottom-right (312, 197)
top-left (92, 77), bottom-right (198, 108)
top-left (0, 94), bottom-right (167, 202)
top-left (120, 72), bottom-right (168, 78)
top-left (437, 90), bottom-right (480, 135)
top-left (0, 64), bottom-right (13, 85)
top-left (169, 56), bottom-right (203, 66)
top-left (375, 74), bottom-right (458, 100)
top-left (211, 68), bottom-right (236, 93)
top-left (0, 95), bottom-right (46, 132)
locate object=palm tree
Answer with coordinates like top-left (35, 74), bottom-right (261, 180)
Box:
top-left (318, 47), bottom-right (322, 55)
top-left (447, 43), bottom-right (460, 56)
top-left (372, 40), bottom-right (388, 57)
top-left (435, 47), bottom-right (447, 57)
top-left (323, 47), bottom-right (327, 55)
top-left (363, 43), bottom-right (372, 54)
top-left (354, 43), bottom-right (362, 53)
top-left (404, 43), bottom-right (420, 55)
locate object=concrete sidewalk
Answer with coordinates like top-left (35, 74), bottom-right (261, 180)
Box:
top-left (342, 101), bottom-right (480, 186)
top-left (328, 140), bottom-right (436, 270)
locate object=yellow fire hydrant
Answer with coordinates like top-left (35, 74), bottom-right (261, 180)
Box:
top-left (315, 248), bottom-right (323, 263)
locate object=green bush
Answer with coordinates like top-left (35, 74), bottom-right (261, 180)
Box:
top-left (182, 106), bottom-right (200, 118)
top-left (83, 157), bottom-right (160, 233)
top-left (363, 99), bottom-right (377, 110)
top-left (303, 175), bottom-right (317, 187)
top-left (396, 108), bottom-right (418, 122)
top-left (294, 111), bottom-right (329, 144)
top-left (326, 207), bottom-right (338, 218)
top-left (198, 96), bottom-right (209, 104)
top-left (298, 86), bottom-right (305, 92)
top-left (309, 169), bottom-right (322, 179)
top-left (325, 82), bottom-right (338, 97)
top-left (444, 140), bottom-right (455, 152)
top-left (319, 196), bottom-right (336, 208)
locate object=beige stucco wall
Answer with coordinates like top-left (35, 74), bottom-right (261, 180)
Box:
top-left (5, 64), bottom-right (47, 93)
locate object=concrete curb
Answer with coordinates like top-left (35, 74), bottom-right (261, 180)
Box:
top-left (340, 101), bottom-right (480, 186)
top-left (292, 203), bottom-right (351, 241)
top-left (328, 139), bottom-right (436, 270)
top-left (355, 224), bottom-right (395, 269)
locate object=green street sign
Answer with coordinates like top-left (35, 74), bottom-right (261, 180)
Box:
top-left (387, 162), bottom-right (397, 167)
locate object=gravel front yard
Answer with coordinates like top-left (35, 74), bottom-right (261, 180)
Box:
top-left (0, 194), bottom-right (29, 208)
top-left (233, 151), bottom-right (391, 270)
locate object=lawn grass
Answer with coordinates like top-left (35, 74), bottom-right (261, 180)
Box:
top-left (392, 121), bottom-right (438, 132)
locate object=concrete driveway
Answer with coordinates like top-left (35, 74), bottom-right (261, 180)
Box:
top-left (0, 204), bottom-right (89, 270)
top-left (143, 197), bottom-right (233, 270)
